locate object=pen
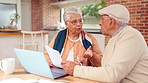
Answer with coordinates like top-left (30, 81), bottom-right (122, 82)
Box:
top-left (37, 79), bottom-right (40, 83)
top-left (77, 57), bottom-right (82, 66)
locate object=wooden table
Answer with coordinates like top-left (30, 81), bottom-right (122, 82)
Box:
top-left (0, 67), bottom-right (104, 83)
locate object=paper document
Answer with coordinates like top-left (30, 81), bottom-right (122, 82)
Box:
top-left (45, 46), bottom-right (62, 68)
top-left (0, 78), bottom-right (24, 83)
top-left (0, 78), bottom-right (65, 83)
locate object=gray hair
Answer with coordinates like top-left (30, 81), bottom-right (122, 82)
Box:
top-left (63, 7), bottom-right (82, 22)
top-left (116, 20), bottom-right (127, 26)
top-left (107, 15), bottom-right (127, 26)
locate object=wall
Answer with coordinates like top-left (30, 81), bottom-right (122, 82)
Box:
top-left (92, 34), bottom-right (105, 52)
top-left (21, 2), bottom-right (32, 30)
top-left (105, 0), bottom-right (148, 45)
top-left (31, 0), bottom-right (60, 30)
top-left (31, 0), bottom-right (42, 31)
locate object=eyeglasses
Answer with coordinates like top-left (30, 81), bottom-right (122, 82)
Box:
top-left (68, 19), bottom-right (83, 25)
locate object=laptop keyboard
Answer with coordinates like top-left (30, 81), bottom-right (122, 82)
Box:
top-left (50, 68), bottom-right (67, 78)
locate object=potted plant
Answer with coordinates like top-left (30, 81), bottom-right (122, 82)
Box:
top-left (81, 0), bottom-right (106, 19)
top-left (8, 13), bottom-right (20, 29)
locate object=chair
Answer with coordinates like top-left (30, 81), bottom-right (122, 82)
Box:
top-left (21, 31), bottom-right (44, 52)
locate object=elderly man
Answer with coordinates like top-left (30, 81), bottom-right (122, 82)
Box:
top-left (44, 7), bottom-right (102, 67)
top-left (61, 4), bottom-right (148, 83)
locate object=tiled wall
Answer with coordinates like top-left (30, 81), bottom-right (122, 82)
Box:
top-left (31, 0), bottom-right (43, 31)
top-left (31, 0), bottom-right (60, 30)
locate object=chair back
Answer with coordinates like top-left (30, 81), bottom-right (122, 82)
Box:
top-left (21, 31), bottom-right (44, 52)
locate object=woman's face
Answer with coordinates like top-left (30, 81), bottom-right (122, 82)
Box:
top-left (65, 13), bottom-right (83, 35)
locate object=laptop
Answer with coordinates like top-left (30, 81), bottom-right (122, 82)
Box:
top-left (14, 48), bottom-right (67, 79)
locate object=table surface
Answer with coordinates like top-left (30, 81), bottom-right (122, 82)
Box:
top-left (0, 32), bottom-right (48, 35)
top-left (0, 67), bottom-right (104, 83)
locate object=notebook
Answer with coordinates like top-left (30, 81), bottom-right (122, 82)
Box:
top-left (14, 48), bottom-right (67, 79)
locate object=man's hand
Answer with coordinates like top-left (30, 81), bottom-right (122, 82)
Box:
top-left (61, 61), bottom-right (76, 75)
top-left (83, 46), bottom-right (93, 58)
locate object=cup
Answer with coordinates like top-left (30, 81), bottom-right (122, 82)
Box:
top-left (0, 58), bottom-right (15, 74)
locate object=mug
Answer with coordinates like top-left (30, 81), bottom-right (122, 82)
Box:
top-left (0, 58), bottom-right (15, 74)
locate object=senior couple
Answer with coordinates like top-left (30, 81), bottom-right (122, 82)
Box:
top-left (44, 4), bottom-right (148, 83)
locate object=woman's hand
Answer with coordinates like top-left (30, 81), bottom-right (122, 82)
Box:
top-left (74, 57), bottom-right (83, 66)
top-left (44, 53), bottom-right (55, 67)
top-left (83, 46), bottom-right (93, 59)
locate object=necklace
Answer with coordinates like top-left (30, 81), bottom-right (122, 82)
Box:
top-left (68, 35), bottom-right (80, 42)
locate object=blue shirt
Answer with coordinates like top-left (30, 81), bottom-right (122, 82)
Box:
top-left (112, 24), bottom-right (127, 38)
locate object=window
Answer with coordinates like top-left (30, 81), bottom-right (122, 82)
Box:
top-left (0, 4), bottom-right (17, 28)
top-left (81, 4), bottom-right (103, 30)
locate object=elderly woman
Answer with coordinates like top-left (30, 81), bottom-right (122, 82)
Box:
top-left (44, 7), bottom-right (102, 67)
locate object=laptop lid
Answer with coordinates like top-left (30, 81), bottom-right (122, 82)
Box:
top-left (14, 48), bottom-right (67, 79)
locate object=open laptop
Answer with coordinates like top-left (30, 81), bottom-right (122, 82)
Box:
top-left (14, 48), bottom-right (67, 79)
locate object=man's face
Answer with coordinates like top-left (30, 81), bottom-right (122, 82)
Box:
top-left (99, 15), bottom-right (113, 36)
top-left (65, 13), bottom-right (83, 35)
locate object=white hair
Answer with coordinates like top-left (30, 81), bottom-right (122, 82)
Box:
top-left (116, 20), bottom-right (127, 26)
top-left (63, 7), bottom-right (82, 22)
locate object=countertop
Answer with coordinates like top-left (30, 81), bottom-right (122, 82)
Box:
top-left (0, 32), bottom-right (49, 36)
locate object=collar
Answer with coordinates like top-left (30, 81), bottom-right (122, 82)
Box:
top-left (111, 24), bottom-right (127, 38)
